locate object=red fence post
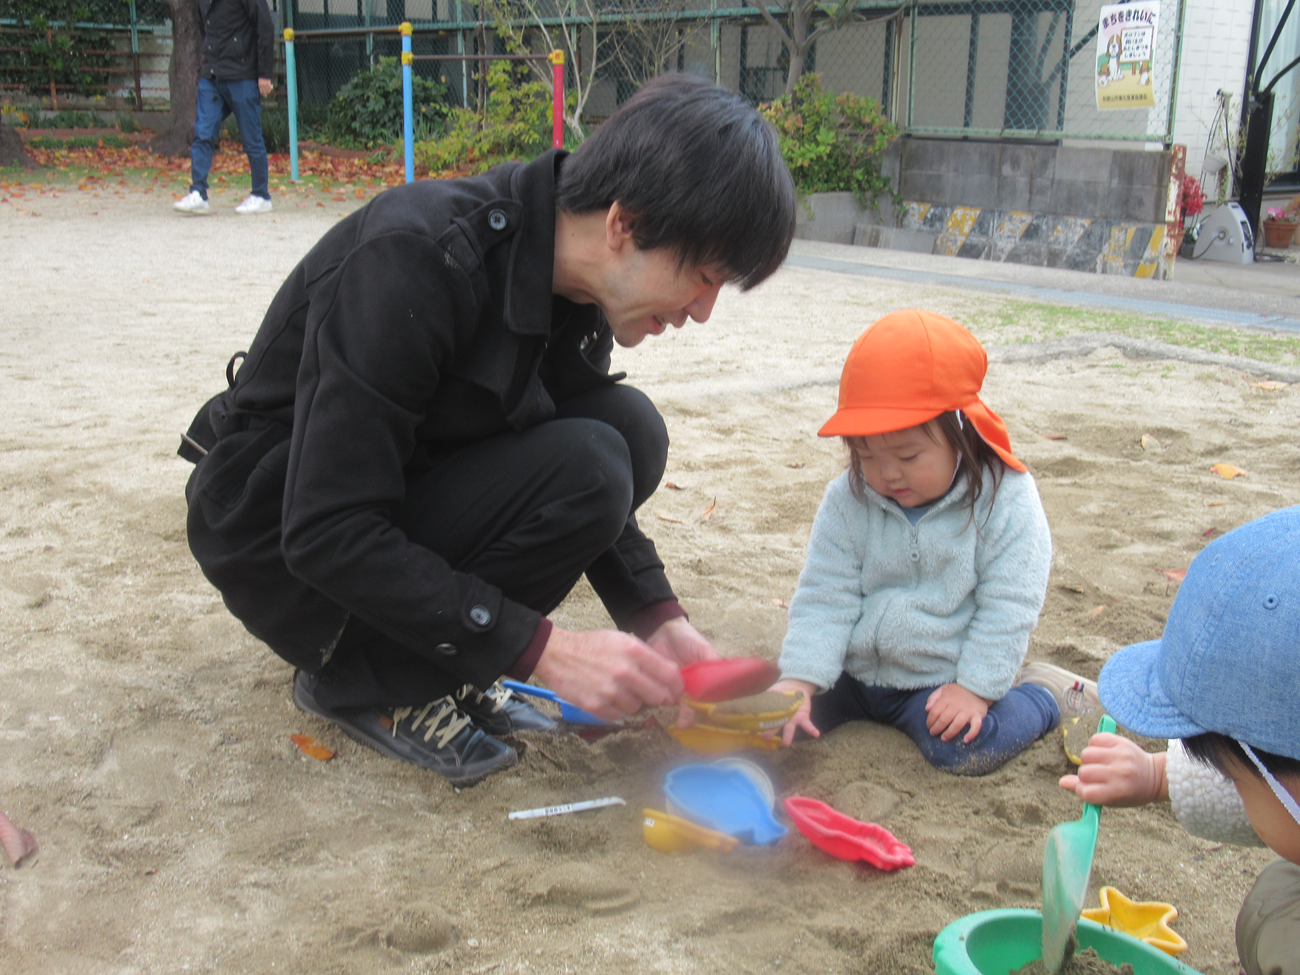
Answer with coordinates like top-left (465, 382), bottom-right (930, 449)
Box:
top-left (548, 49), bottom-right (564, 149)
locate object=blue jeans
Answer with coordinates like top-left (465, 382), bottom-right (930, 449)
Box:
top-left (190, 77), bottom-right (269, 200)
top-left (810, 673), bottom-right (1059, 776)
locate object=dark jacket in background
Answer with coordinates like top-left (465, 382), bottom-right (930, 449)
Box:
top-left (198, 0), bottom-right (275, 82)
top-left (180, 151), bottom-right (677, 685)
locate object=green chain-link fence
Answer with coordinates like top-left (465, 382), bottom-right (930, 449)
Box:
top-left (0, 0), bottom-right (174, 109)
top-left (1, 0), bottom-right (1185, 145)
top-left (286, 0), bottom-right (1183, 141)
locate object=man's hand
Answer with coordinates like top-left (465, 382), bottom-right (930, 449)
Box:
top-left (644, 616), bottom-right (718, 668)
top-left (531, 626), bottom-right (685, 722)
top-left (1059, 732), bottom-right (1168, 807)
top-left (925, 683), bottom-right (991, 743)
top-left (258, 78), bottom-right (274, 98)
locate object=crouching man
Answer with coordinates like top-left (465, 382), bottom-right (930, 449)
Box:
top-left (179, 74), bottom-right (797, 785)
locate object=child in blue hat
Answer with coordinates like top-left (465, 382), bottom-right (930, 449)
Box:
top-left (1060, 506), bottom-right (1300, 975)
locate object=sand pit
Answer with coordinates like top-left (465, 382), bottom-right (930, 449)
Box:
top-left (1, 182), bottom-right (1297, 975)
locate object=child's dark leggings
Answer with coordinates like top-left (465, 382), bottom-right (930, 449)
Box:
top-left (810, 673), bottom-right (1060, 776)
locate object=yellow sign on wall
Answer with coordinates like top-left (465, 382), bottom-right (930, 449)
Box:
top-left (1096, 1), bottom-right (1159, 110)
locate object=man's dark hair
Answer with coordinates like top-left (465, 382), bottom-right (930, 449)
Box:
top-left (556, 73), bottom-right (796, 291)
top-left (1183, 732), bottom-right (1300, 782)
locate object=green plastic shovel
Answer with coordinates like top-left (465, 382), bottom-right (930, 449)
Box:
top-left (1042, 714), bottom-right (1116, 973)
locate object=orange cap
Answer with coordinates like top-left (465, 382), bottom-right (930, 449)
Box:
top-left (818, 309), bottom-right (1026, 473)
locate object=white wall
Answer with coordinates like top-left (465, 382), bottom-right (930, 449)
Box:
top-left (1171, 0), bottom-right (1255, 185)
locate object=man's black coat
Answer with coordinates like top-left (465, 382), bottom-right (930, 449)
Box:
top-left (181, 151), bottom-right (676, 684)
top-left (198, 0), bottom-right (275, 82)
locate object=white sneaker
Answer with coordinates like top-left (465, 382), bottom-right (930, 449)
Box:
top-left (235, 195), bottom-right (273, 214)
top-left (173, 190), bottom-right (210, 214)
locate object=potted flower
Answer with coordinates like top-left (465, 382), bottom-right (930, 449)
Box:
top-left (1262, 206), bottom-right (1298, 248)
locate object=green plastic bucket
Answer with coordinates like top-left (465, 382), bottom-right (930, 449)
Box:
top-left (933, 909), bottom-right (1204, 975)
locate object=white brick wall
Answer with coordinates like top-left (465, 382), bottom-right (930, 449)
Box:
top-left (1172, 0), bottom-right (1255, 182)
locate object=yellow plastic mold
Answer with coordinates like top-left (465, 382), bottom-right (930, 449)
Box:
top-left (682, 691), bottom-right (803, 732)
top-left (1081, 886), bottom-right (1188, 956)
top-left (669, 723), bottom-right (782, 755)
top-left (642, 808), bottom-right (739, 854)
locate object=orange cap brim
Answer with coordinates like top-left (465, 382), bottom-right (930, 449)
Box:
top-left (819, 397), bottom-right (1027, 474)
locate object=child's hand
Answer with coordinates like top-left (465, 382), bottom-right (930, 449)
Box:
top-left (925, 683), bottom-right (991, 743)
top-left (764, 678), bottom-right (819, 746)
top-left (1058, 732), bottom-right (1168, 807)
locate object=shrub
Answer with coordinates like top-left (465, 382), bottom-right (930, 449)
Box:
top-left (415, 61), bottom-right (555, 176)
top-left (327, 57), bottom-right (447, 148)
top-left (759, 72), bottom-right (899, 208)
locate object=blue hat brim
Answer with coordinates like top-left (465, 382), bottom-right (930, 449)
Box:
top-left (1098, 639), bottom-right (1208, 740)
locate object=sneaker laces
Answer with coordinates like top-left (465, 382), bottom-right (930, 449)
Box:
top-left (392, 697), bottom-right (472, 749)
top-left (456, 682), bottom-right (514, 715)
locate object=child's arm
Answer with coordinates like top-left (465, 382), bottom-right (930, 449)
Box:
top-left (1058, 732), bottom-right (1168, 806)
top-left (954, 473), bottom-right (1054, 702)
top-left (777, 479), bottom-right (868, 696)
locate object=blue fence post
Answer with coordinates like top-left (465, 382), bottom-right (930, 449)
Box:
top-left (285, 29), bottom-right (299, 182)
top-left (401, 22), bottom-right (414, 184)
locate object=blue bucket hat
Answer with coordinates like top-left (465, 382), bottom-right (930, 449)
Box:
top-left (1098, 506), bottom-right (1300, 761)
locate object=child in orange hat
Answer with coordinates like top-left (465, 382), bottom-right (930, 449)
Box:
top-left (770, 310), bottom-right (1096, 775)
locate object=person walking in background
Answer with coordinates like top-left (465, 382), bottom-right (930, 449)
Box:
top-left (174, 0), bottom-right (275, 215)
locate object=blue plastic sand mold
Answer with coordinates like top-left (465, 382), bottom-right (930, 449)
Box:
top-left (500, 679), bottom-right (616, 726)
top-left (664, 763), bottom-right (788, 845)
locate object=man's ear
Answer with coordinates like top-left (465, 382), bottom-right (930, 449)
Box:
top-left (605, 200), bottom-right (636, 253)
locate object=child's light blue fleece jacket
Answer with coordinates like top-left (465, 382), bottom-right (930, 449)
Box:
top-left (778, 466), bottom-right (1052, 701)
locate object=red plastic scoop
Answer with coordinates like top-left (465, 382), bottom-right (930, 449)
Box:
top-left (784, 796), bottom-right (915, 870)
top-left (679, 658), bottom-right (780, 703)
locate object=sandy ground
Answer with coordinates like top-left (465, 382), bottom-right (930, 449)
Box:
top-left (1, 179), bottom-right (1298, 975)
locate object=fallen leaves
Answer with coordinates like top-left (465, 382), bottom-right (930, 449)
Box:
top-left (654, 512), bottom-right (682, 524)
top-left (770, 597), bottom-right (790, 609)
top-left (0, 811), bottom-right (38, 868)
top-left (1209, 463), bottom-right (1247, 479)
top-left (1202, 526), bottom-right (1217, 537)
top-left (1249, 380), bottom-right (1290, 390)
top-left (1140, 434), bottom-right (1160, 450)
top-left (663, 482), bottom-right (682, 490)
top-left (1040, 432), bottom-right (1067, 441)
top-left (1056, 584), bottom-right (1085, 594)
top-left (1086, 605), bottom-right (1108, 618)
top-left (701, 498), bottom-right (716, 521)
top-left (1158, 568), bottom-right (1187, 585)
top-left (290, 734), bottom-right (335, 761)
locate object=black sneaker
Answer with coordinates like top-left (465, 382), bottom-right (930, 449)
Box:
top-left (455, 681), bottom-right (558, 735)
top-left (292, 671), bottom-right (517, 786)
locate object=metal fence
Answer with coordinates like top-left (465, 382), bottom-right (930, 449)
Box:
top-left (0, 0), bottom-right (1185, 145)
top-left (0, 0), bottom-right (173, 110)
top-left (284, 0), bottom-right (1184, 144)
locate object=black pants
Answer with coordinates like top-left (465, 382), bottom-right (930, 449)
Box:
top-left (308, 384), bottom-right (668, 709)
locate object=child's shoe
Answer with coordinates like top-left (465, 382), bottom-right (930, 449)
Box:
top-left (1015, 662), bottom-right (1104, 764)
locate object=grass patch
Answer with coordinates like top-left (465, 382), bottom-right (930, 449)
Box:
top-left (961, 302), bottom-right (1300, 367)
top-left (25, 135), bottom-right (134, 150)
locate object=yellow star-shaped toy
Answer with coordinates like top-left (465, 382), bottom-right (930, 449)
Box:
top-left (1081, 886), bottom-right (1188, 956)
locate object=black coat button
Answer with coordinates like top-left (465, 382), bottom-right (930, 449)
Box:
top-left (434, 643), bottom-right (458, 656)
top-left (488, 209), bottom-right (507, 231)
top-left (469, 605), bottom-right (491, 626)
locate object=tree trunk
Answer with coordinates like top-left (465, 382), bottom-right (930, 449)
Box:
top-left (148, 0), bottom-right (203, 156)
top-left (783, 2), bottom-right (811, 97)
top-left (0, 123), bottom-right (36, 169)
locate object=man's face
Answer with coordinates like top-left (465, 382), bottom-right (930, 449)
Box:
top-left (598, 246), bottom-right (727, 348)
